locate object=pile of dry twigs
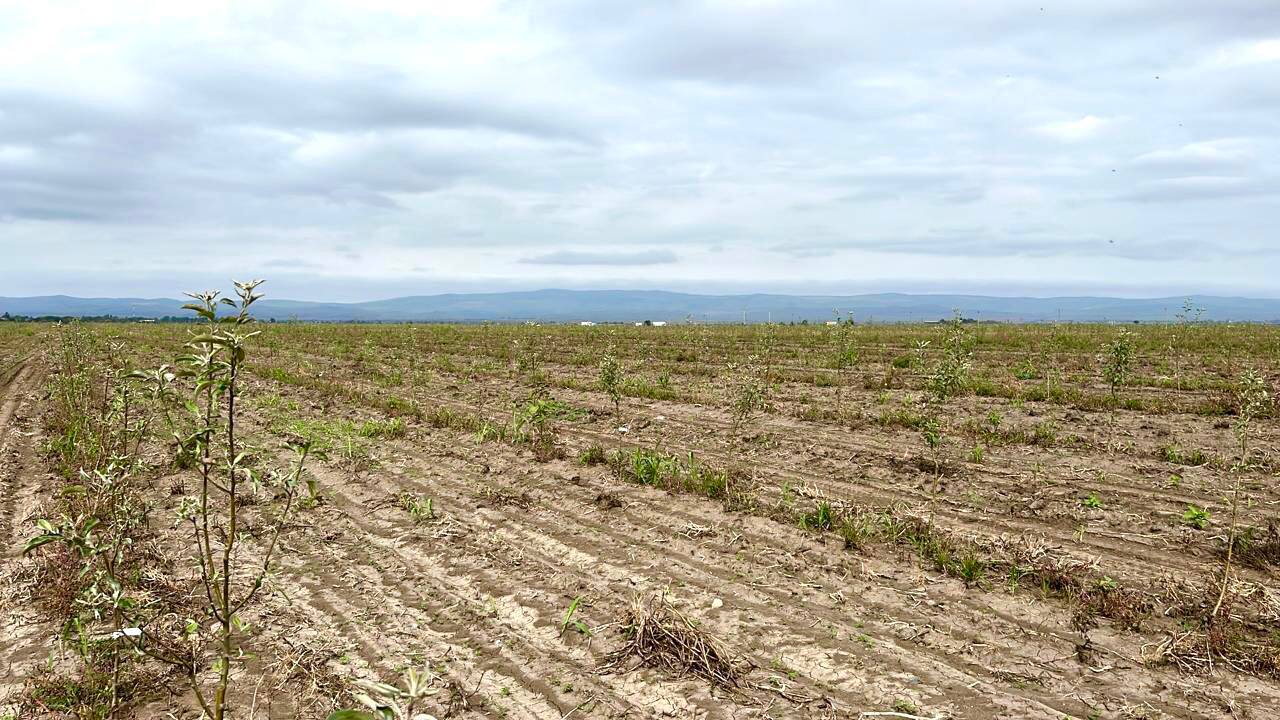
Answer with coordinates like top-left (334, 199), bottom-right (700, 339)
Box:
top-left (600, 592), bottom-right (749, 689)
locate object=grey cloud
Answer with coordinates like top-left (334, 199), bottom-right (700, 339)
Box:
top-left (3, 1), bottom-right (1280, 298)
top-left (157, 55), bottom-right (595, 142)
top-left (0, 104), bottom-right (578, 222)
top-left (537, 1), bottom-right (1280, 87)
top-left (770, 233), bottom-right (1236, 261)
top-left (520, 250), bottom-right (679, 266)
top-left (769, 244), bottom-right (836, 259)
top-left (0, 33), bottom-right (597, 223)
top-left (535, 1), bottom-right (850, 86)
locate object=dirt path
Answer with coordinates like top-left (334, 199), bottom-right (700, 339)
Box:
top-left (0, 359), bottom-right (41, 552)
top-left (0, 359), bottom-right (54, 710)
top-left (0, 359), bottom-right (32, 435)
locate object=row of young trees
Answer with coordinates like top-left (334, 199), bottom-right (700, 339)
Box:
top-left (25, 282), bottom-right (316, 719)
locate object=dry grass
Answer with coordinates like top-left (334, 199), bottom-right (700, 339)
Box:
top-left (475, 483), bottom-right (533, 508)
top-left (1145, 576), bottom-right (1280, 678)
top-left (600, 592), bottom-right (750, 690)
top-left (1147, 628), bottom-right (1280, 678)
top-left (265, 636), bottom-right (346, 717)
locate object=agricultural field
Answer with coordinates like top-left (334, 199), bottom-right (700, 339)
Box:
top-left (1, 296), bottom-right (1278, 719)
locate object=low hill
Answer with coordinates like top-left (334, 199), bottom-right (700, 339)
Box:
top-left (3, 290), bottom-right (1277, 323)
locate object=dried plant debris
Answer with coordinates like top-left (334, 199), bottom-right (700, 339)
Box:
top-left (600, 592), bottom-right (751, 690)
top-left (1147, 627), bottom-right (1280, 678)
top-left (267, 636), bottom-right (347, 714)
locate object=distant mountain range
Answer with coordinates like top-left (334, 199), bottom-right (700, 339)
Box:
top-left (2, 290), bottom-right (1278, 323)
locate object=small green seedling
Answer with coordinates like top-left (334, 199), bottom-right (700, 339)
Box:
top-left (560, 596), bottom-right (591, 636)
top-left (1182, 505), bottom-right (1210, 530)
top-left (398, 493), bottom-right (435, 522)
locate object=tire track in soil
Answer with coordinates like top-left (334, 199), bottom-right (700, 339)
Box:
top-left (272, 546), bottom-right (584, 720)
top-left (0, 360), bottom-right (40, 552)
top-left (270, 337), bottom-right (1264, 474)
top-left (263, 471), bottom-right (657, 719)
top-left (404, 474), bottom-right (1077, 718)
top-left (227, 421), bottom-right (697, 718)
top-left (278, 455), bottom-right (1045, 719)
top-left (386, 337), bottom-right (1237, 409)
top-left (557, 392), bottom-right (1268, 585)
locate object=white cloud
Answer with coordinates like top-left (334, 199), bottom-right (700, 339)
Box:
top-left (1033, 115), bottom-right (1109, 142)
top-left (1130, 138), bottom-right (1254, 173)
top-left (0, 145), bottom-right (37, 163)
top-left (1205, 38), bottom-right (1280, 69)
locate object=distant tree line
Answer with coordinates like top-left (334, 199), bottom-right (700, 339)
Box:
top-left (0, 313), bottom-right (202, 323)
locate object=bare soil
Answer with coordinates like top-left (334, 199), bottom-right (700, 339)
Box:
top-left (2, 322), bottom-right (1278, 719)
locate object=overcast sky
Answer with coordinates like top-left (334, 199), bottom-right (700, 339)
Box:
top-left (2, 0), bottom-right (1278, 300)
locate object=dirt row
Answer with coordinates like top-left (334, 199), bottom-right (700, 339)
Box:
top-left (246, 343), bottom-right (1280, 592)
top-left (222, 367), bottom-right (1280, 718)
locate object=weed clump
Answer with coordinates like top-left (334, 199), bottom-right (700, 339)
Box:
top-left (578, 444), bottom-right (607, 466)
top-left (397, 492), bottom-right (435, 522)
top-left (359, 417), bottom-right (407, 439)
top-left (511, 396), bottom-right (566, 461)
top-left (1159, 444), bottom-right (1209, 466)
top-left (1227, 519), bottom-right (1280, 568)
top-left (426, 406), bottom-right (485, 433)
top-left (609, 448), bottom-right (757, 511)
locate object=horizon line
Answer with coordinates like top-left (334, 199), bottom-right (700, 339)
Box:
top-left (5, 288), bottom-right (1280, 304)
